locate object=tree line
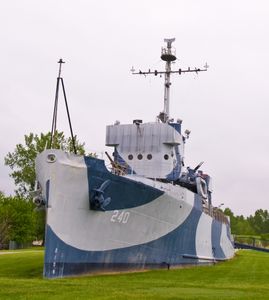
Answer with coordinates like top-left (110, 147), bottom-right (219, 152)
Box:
top-left (224, 208), bottom-right (269, 240)
top-left (0, 131), bottom-right (268, 249)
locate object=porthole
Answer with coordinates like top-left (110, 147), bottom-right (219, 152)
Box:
top-left (164, 154), bottom-right (169, 160)
top-left (147, 154), bottom-right (152, 160)
top-left (128, 154), bottom-right (133, 160)
top-left (47, 153), bottom-right (56, 163)
top-left (137, 154), bottom-right (143, 160)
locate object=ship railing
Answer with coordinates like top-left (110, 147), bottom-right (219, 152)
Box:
top-left (202, 204), bottom-right (229, 224)
top-left (212, 207), bottom-right (229, 224)
top-left (234, 235), bottom-right (269, 249)
top-left (202, 205), bottom-right (210, 215)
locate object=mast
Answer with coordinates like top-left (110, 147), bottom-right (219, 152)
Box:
top-left (161, 38), bottom-right (176, 123)
top-left (132, 38), bottom-right (208, 123)
top-left (49, 59), bottom-right (77, 154)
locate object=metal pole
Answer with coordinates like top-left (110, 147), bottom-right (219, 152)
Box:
top-left (60, 78), bottom-right (77, 154)
top-left (49, 59), bottom-right (65, 149)
top-left (49, 77), bottom-right (60, 149)
top-left (164, 60), bottom-right (171, 121)
top-left (163, 39), bottom-right (174, 122)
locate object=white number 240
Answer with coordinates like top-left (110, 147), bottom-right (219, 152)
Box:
top-left (110, 210), bottom-right (130, 224)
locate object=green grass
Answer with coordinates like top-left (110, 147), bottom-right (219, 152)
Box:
top-left (235, 235), bottom-right (261, 238)
top-left (0, 250), bottom-right (268, 299)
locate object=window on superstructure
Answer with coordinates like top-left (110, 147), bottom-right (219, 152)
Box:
top-left (137, 154), bottom-right (143, 160)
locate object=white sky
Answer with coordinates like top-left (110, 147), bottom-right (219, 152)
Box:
top-left (0, 0), bottom-right (268, 216)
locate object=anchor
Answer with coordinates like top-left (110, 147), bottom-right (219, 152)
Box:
top-left (90, 180), bottom-right (111, 211)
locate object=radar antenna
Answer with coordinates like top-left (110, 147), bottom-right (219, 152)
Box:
top-left (132, 38), bottom-right (208, 123)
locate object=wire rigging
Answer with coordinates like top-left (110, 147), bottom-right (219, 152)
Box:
top-left (49, 59), bottom-right (77, 154)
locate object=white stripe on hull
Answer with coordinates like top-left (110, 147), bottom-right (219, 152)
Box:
top-left (195, 212), bottom-right (213, 258)
top-left (220, 223), bottom-right (234, 258)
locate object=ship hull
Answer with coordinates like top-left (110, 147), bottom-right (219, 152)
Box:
top-left (36, 150), bottom-right (234, 278)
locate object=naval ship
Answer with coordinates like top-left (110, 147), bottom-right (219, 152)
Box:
top-left (34, 38), bottom-right (234, 278)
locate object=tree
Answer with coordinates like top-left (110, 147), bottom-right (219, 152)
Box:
top-left (0, 192), bottom-right (11, 248)
top-left (5, 131), bottom-right (85, 197)
top-left (0, 193), bottom-right (37, 249)
top-left (224, 207), bottom-right (269, 236)
top-left (248, 209), bottom-right (269, 234)
top-left (224, 208), bottom-right (255, 235)
top-left (223, 207), bottom-right (236, 233)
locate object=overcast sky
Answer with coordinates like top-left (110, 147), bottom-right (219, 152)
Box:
top-left (1, 0), bottom-right (268, 216)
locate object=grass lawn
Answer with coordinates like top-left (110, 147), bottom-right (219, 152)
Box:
top-left (0, 249), bottom-right (268, 299)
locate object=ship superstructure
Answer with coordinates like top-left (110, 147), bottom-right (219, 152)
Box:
top-left (34, 38), bottom-right (234, 278)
